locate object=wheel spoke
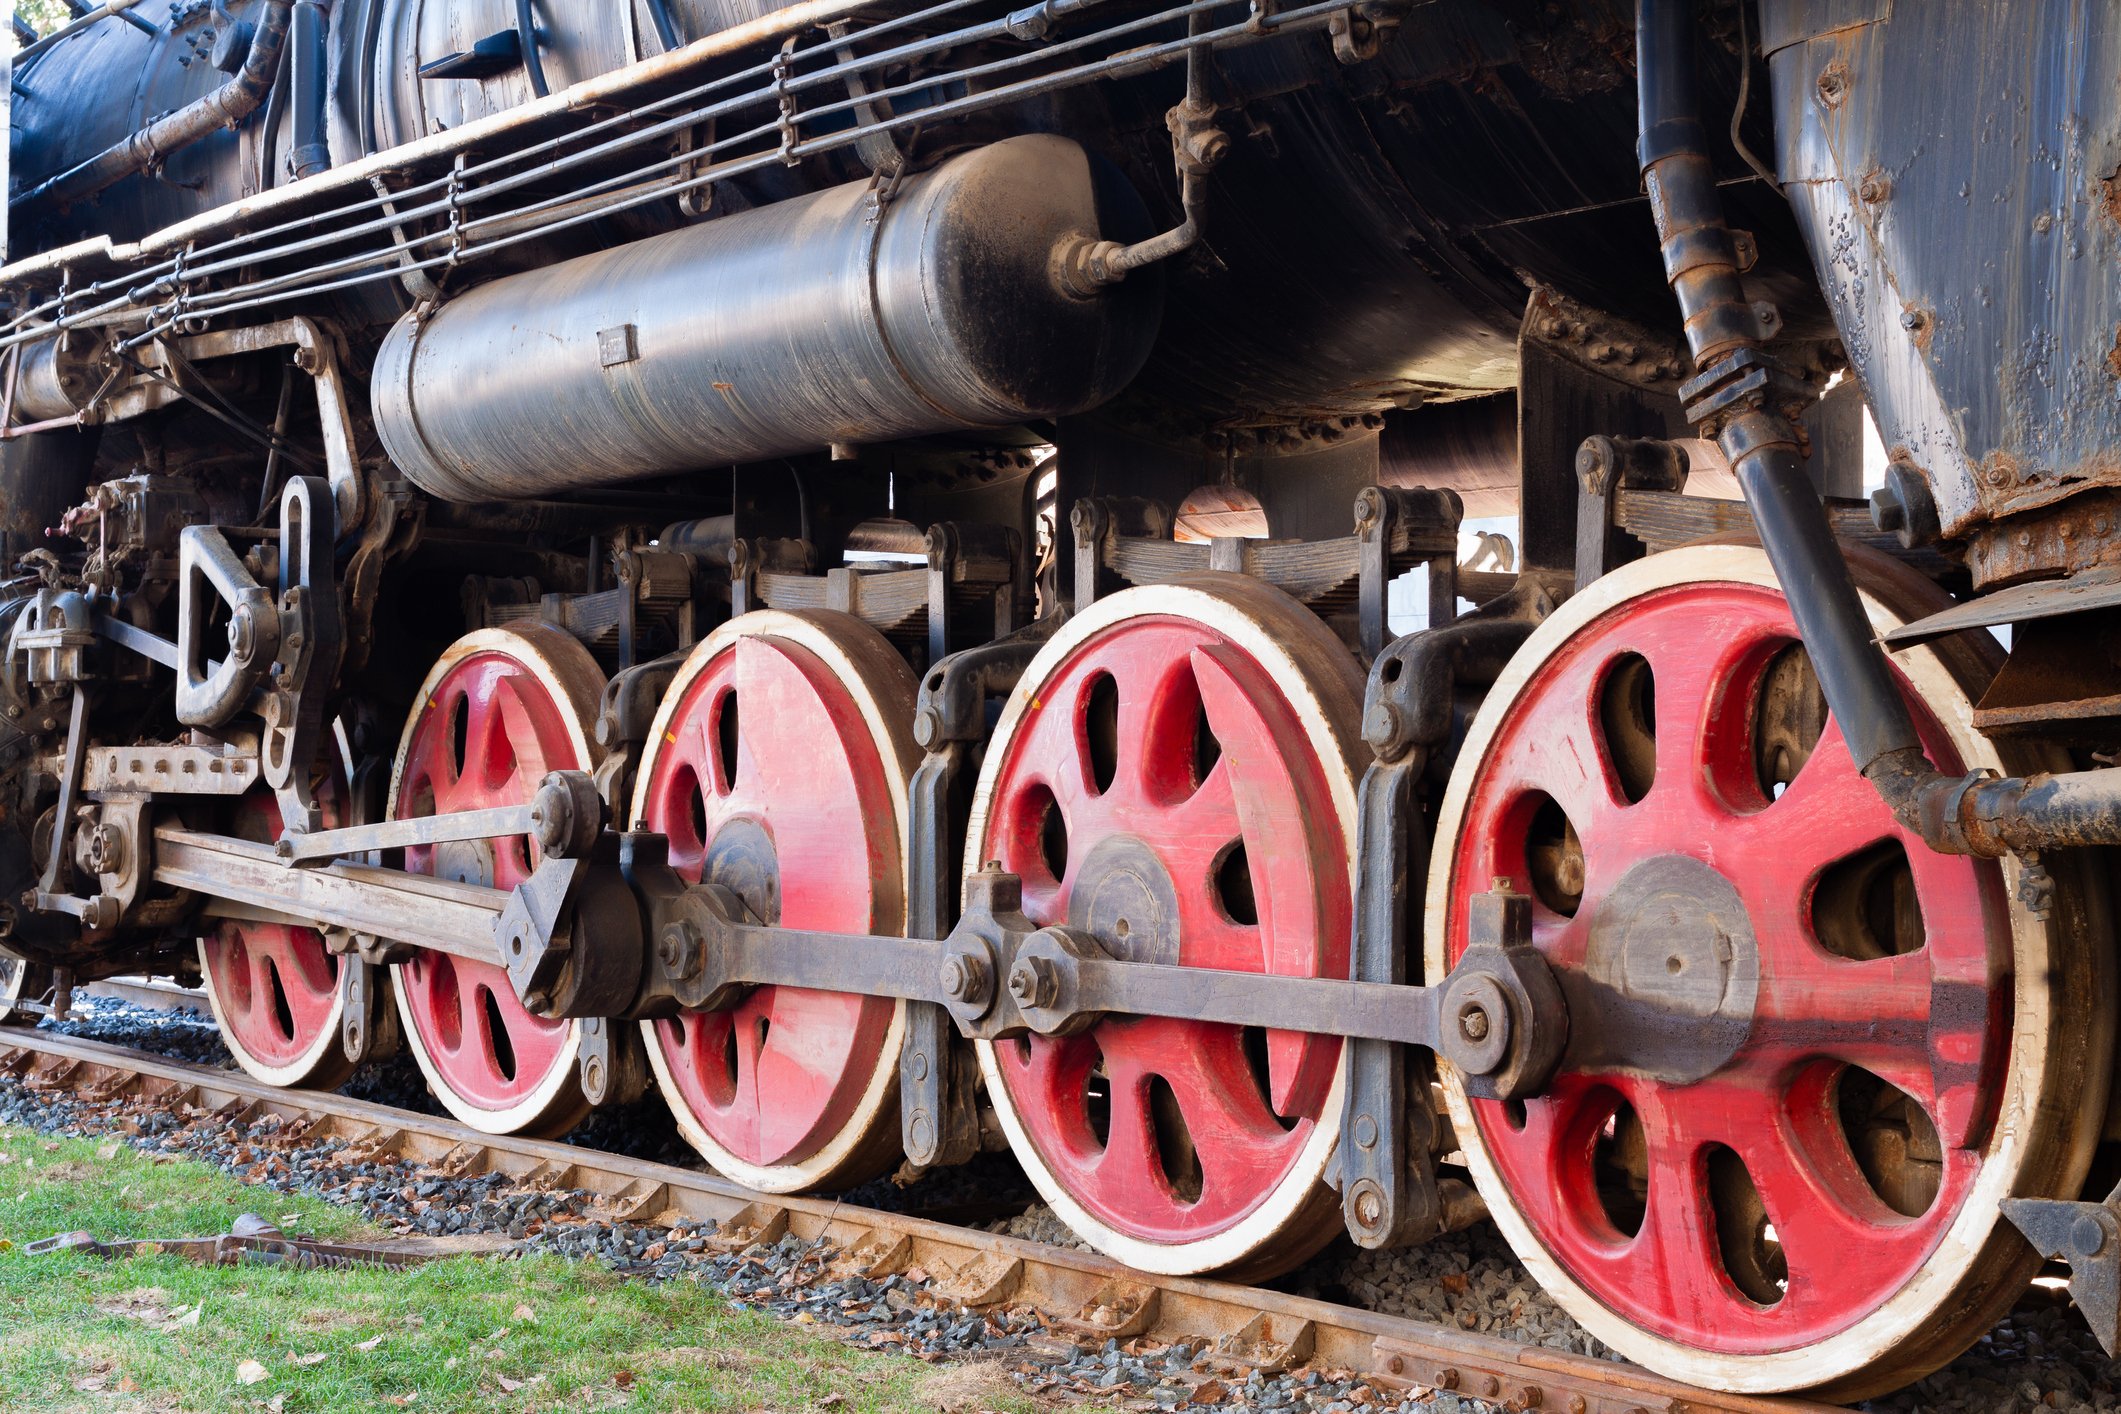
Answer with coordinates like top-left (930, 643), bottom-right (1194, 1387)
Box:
top-left (1625, 1087), bottom-right (1742, 1320)
top-left (1737, 721), bottom-right (1896, 868)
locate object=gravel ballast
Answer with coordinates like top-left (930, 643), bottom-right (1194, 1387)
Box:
top-left (21, 995), bottom-right (2121, 1412)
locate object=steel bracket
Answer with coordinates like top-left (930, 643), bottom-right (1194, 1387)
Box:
top-left (900, 625), bottom-right (1055, 1168)
top-left (1339, 752), bottom-right (1440, 1249)
top-left (2003, 1186), bottom-right (2121, 1355)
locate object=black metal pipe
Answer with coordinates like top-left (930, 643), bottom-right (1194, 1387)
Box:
top-left (646, 0), bottom-right (683, 51)
top-left (1630, 0), bottom-right (2121, 859)
top-left (516, 0), bottom-right (551, 99)
top-left (13, 0), bottom-right (292, 211)
top-left (1635, 0), bottom-right (1925, 781)
top-left (287, 0), bottom-right (331, 180)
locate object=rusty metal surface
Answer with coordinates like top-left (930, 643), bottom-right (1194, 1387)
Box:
top-left (0, 1026), bottom-right (1852, 1414)
top-left (1767, 0), bottom-right (2121, 564)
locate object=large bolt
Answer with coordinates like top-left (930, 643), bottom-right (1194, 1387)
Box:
top-left (227, 604), bottom-right (257, 662)
top-left (1007, 956), bottom-right (1059, 1010)
top-left (1353, 1186), bottom-right (1384, 1227)
top-left (940, 954), bottom-right (988, 1007)
top-left (2073, 1214), bottom-right (2109, 1259)
top-left (658, 921), bottom-right (703, 982)
top-left (1459, 1005), bottom-right (1491, 1044)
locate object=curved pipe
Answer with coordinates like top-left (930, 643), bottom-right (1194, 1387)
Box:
top-left (517, 0), bottom-right (551, 99)
top-left (1635, 0), bottom-right (2121, 860)
top-left (13, 0), bottom-right (293, 212)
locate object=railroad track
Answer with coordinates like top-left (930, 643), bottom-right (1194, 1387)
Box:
top-left (0, 1025), bottom-right (1843, 1414)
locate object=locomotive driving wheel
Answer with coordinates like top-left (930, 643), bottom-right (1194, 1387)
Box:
top-left (1428, 545), bottom-right (2112, 1399)
top-left (389, 625), bottom-right (606, 1137)
top-left (199, 787), bottom-right (361, 1089)
top-left (633, 610), bottom-right (918, 1192)
top-left (971, 575), bottom-right (1364, 1278)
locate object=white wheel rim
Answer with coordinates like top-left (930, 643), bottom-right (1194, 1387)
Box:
top-left (633, 610), bottom-right (915, 1193)
top-left (388, 626), bottom-right (598, 1136)
top-left (1425, 545), bottom-right (2100, 1394)
top-left (970, 576), bottom-right (1364, 1275)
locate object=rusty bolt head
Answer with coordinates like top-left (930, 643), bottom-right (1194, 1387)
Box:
top-left (1353, 1186), bottom-right (1383, 1227)
top-left (1385, 1355), bottom-right (1405, 1376)
top-left (1815, 62), bottom-right (1849, 106)
top-left (1435, 1368), bottom-right (1460, 1391)
top-left (1007, 956), bottom-right (1059, 1010)
top-left (1899, 306), bottom-right (1930, 333)
top-left (658, 920), bottom-right (703, 982)
top-left (1857, 171), bottom-right (1892, 204)
top-left (1459, 1005), bottom-right (1491, 1044)
top-left (1188, 127), bottom-right (1232, 168)
top-left (1567, 1398), bottom-right (1587, 1414)
top-left (1518, 1386), bottom-right (1544, 1409)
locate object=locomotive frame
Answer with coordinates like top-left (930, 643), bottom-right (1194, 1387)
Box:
top-left (4, 0), bottom-right (2121, 1401)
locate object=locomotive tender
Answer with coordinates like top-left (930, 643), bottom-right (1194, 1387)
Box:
top-left (3, 0), bottom-right (2119, 1397)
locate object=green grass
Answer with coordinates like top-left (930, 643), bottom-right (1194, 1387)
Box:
top-left (0, 1125), bottom-right (1049, 1414)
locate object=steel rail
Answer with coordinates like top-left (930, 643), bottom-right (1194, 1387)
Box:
top-left (0, 1026), bottom-right (1848, 1414)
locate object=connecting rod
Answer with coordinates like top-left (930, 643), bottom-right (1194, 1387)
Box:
top-left (139, 780), bottom-right (1569, 1104)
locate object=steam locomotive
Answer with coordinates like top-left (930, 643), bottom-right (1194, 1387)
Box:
top-left (4, 0), bottom-right (2118, 1398)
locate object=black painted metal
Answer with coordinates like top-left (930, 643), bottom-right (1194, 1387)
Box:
top-left (370, 136), bottom-right (1159, 502)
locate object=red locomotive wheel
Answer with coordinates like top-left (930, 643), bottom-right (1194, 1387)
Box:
top-left (972, 576), bottom-right (1364, 1277)
top-left (389, 626), bottom-right (605, 1137)
top-left (1429, 546), bottom-right (2110, 1398)
top-left (199, 788), bottom-right (358, 1090)
top-left (634, 611), bottom-right (918, 1192)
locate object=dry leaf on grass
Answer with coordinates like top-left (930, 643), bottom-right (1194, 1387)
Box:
top-left (354, 1335), bottom-right (386, 1353)
top-left (235, 1359), bottom-right (270, 1386)
top-left (96, 1142), bottom-right (121, 1160)
top-left (289, 1352), bottom-right (329, 1368)
top-left (613, 1369), bottom-right (636, 1391)
top-left (512, 1303), bottom-right (538, 1324)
